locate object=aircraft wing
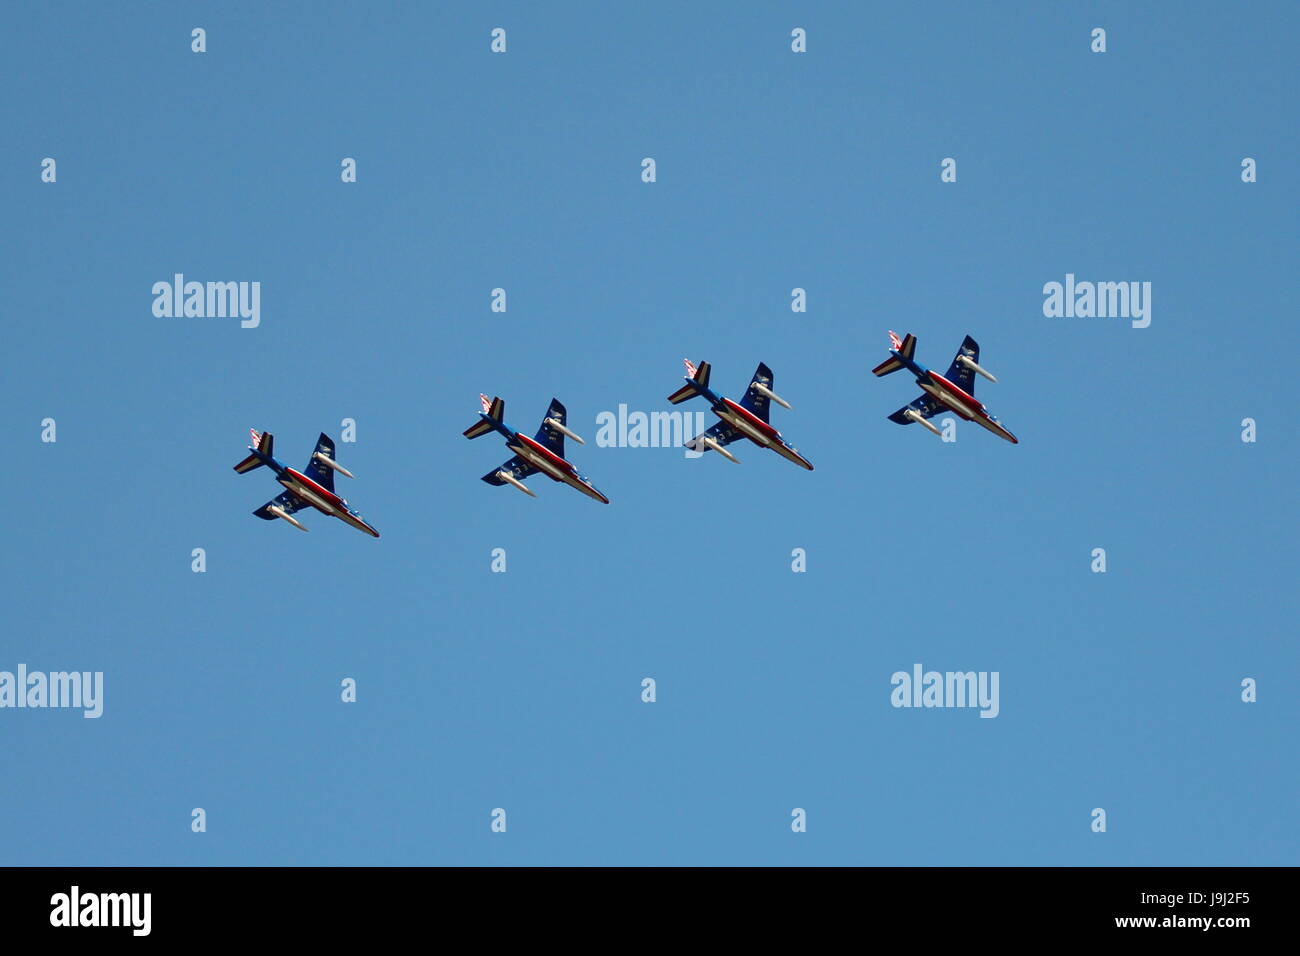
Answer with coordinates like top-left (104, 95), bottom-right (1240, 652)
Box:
top-left (302, 433), bottom-right (336, 492)
top-left (943, 335), bottom-right (981, 395)
top-left (532, 398), bottom-right (567, 458)
top-left (686, 420), bottom-right (742, 451)
top-left (887, 394), bottom-right (948, 424)
top-left (738, 362), bottom-right (775, 422)
top-left (253, 489), bottom-right (309, 520)
top-left (482, 455), bottom-right (540, 486)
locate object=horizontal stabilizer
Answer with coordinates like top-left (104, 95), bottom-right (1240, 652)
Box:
top-left (668, 358), bottom-right (710, 403)
top-left (667, 382), bottom-right (698, 404)
top-left (873, 331), bottom-right (915, 375)
top-left (235, 428), bottom-right (272, 472)
top-left (464, 395), bottom-right (504, 439)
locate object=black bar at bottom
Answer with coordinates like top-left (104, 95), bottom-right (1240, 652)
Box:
top-left (0, 866), bottom-right (1281, 940)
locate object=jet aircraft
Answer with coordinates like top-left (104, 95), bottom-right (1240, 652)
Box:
top-left (872, 331), bottom-right (1018, 443)
top-left (463, 395), bottom-right (609, 503)
top-left (233, 429), bottom-right (380, 536)
top-left (667, 359), bottom-right (813, 469)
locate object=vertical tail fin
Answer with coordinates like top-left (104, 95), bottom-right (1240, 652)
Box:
top-left (234, 428), bottom-right (270, 473)
top-left (872, 332), bottom-right (915, 376)
top-left (668, 359), bottom-right (710, 404)
top-left (463, 394), bottom-right (504, 439)
top-left (685, 359), bottom-right (710, 389)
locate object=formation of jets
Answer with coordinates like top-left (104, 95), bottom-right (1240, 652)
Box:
top-left (235, 331), bottom-right (1017, 531)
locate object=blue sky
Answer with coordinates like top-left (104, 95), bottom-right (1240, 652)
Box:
top-left (2, 1), bottom-right (1296, 865)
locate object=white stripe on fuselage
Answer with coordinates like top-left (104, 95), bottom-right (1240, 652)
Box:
top-left (509, 442), bottom-right (571, 481)
top-left (920, 381), bottom-right (1014, 441)
top-left (919, 381), bottom-right (980, 421)
top-left (969, 413), bottom-right (1015, 442)
top-left (279, 477), bottom-right (339, 515)
top-left (769, 442), bottom-right (809, 468)
top-left (337, 510), bottom-right (375, 535)
top-left (716, 408), bottom-right (773, 446)
top-left (508, 442), bottom-right (602, 499)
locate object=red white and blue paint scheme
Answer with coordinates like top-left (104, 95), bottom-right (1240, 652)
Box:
top-left (232, 429), bottom-right (380, 536)
top-left (872, 331), bottom-right (1018, 444)
top-left (463, 395), bottom-right (609, 503)
top-left (667, 359), bottom-right (814, 470)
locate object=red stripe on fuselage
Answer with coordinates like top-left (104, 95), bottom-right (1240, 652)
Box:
top-left (927, 373), bottom-right (989, 419)
top-left (721, 398), bottom-right (779, 438)
top-left (284, 469), bottom-right (346, 511)
top-left (516, 434), bottom-right (575, 473)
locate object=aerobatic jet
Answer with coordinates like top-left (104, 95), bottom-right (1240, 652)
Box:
top-left (463, 395), bottom-right (609, 503)
top-left (872, 331), bottom-right (1018, 443)
top-left (666, 359), bottom-right (813, 470)
top-left (232, 429), bottom-right (380, 536)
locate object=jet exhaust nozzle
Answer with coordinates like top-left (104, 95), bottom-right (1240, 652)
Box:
top-left (544, 417), bottom-right (586, 445)
top-left (268, 505), bottom-right (309, 531)
top-left (957, 354), bottom-right (998, 383)
top-left (750, 382), bottom-right (792, 410)
top-left (313, 452), bottom-right (355, 478)
top-left (904, 409), bottom-right (943, 437)
top-left (497, 470), bottom-right (537, 497)
top-left (702, 437), bottom-right (740, 463)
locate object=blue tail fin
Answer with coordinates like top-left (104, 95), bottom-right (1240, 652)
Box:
top-left (464, 394), bottom-right (504, 439)
top-left (234, 428), bottom-right (271, 473)
top-left (872, 331), bottom-right (915, 376)
top-left (668, 359), bottom-right (710, 404)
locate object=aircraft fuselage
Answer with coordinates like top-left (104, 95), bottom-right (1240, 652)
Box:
top-left (684, 385), bottom-right (813, 470)
top-left (244, 445), bottom-right (380, 536)
top-left (479, 414), bottom-right (610, 503)
top-left (888, 352), bottom-right (1018, 444)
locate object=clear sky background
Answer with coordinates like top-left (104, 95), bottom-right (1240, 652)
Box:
top-left (3, 2), bottom-right (1296, 866)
